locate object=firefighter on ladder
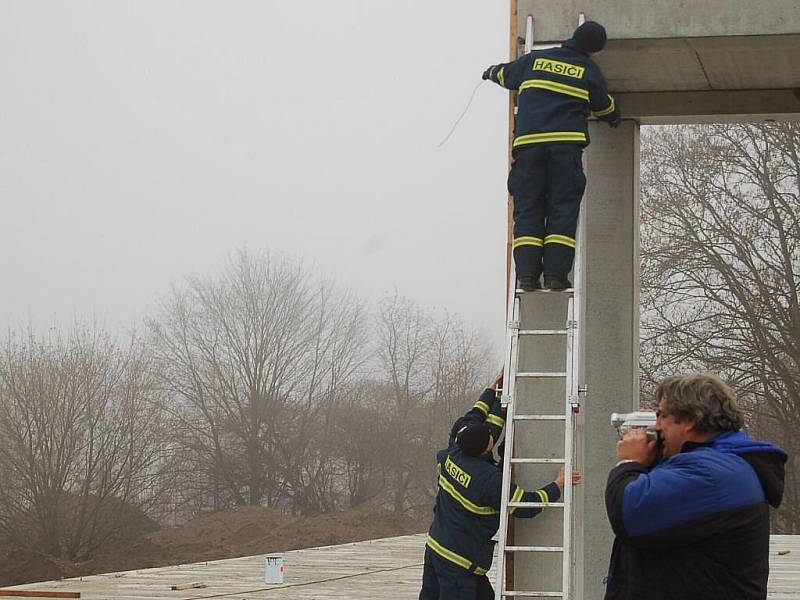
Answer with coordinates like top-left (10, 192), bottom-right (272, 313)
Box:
top-left (420, 369), bottom-right (582, 600)
top-left (483, 21), bottom-right (621, 291)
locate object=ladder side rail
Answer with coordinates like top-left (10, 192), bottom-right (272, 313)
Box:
top-left (494, 256), bottom-right (520, 460)
top-left (566, 153), bottom-right (587, 597)
top-left (561, 137), bottom-right (587, 597)
top-left (561, 296), bottom-right (577, 599)
top-left (500, 259), bottom-right (519, 408)
top-left (496, 263), bottom-right (521, 600)
top-left (525, 16), bottom-right (533, 54)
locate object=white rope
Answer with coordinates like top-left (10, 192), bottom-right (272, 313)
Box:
top-left (437, 79), bottom-right (485, 148)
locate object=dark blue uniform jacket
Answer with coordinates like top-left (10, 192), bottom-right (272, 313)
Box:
top-left (605, 430), bottom-right (787, 600)
top-left (486, 38), bottom-right (619, 149)
top-left (426, 388), bottom-right (560, 575)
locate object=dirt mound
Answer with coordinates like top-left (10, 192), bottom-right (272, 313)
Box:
top-left (0, 550), bottom-right (80, 587)
top-left (0, 507), bottom-right (428, 586)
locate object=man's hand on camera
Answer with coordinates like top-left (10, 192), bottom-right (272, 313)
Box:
top-left (555, 466), bottom-right (583, 490)
top-left (616, 428), bottom-right (657, 467)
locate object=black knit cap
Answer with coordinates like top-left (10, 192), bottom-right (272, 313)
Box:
top-left (572, 21), bottom-right (607, 53)
top-left (457, 424), bottom-right (491, 457)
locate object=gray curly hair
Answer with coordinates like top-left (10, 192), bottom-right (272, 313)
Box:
top-left (656, 373), bottom-right (744, 433)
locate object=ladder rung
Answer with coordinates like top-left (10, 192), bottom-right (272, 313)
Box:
top-left (517, 372), bottom-right (567, 378)
top-left (503, 592), bottom-right (564, 598)
top-left (514, 288), bottom-right (574, 296)
top-left (514, 414), bottom-right (566, 421)
top-left (508, 501), bottom-right (565, 508)
top-left (510, 458), bottom-right (565, 464)
top-left (518, 329), bottom-right (567, 335)
top-left (505, 545), bottom-right (563, 552)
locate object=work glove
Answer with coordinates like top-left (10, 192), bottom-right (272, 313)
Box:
top-left (482, 66), bottom-right (493, 81)
top-left (608, 117), bottom-right (621, 128)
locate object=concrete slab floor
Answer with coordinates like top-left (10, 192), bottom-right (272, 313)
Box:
top-left (3, 534), bottom-right (800, 599)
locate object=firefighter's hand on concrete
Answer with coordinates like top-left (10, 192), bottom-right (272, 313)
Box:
top-left (482, 67), bottom-right (492, 80)
top-left (555, 466), bottom-right (582, 490)
top-left (616, 427), bottom-right (657, 466)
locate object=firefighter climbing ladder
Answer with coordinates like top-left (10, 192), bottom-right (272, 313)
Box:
top-left (493, 12), bottom-right (586, 599)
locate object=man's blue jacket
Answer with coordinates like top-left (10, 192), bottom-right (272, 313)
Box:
top-left (425, 388), bottom-right (560, 575)
top-left (605, 430), bottom-right (787, 600)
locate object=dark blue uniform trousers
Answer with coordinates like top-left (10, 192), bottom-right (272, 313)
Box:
top-left (419, 548), bottom-right (494, 600)
top-left (507, 143), bottom-right (586, 281)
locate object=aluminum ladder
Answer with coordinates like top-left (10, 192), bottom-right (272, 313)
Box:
top-left (493, 262), bottom-right (581, 599)
top-left (493, 12), bottom-right (587, 598)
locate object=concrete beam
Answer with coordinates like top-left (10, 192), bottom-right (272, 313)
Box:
top-left (520, 0), bottom-right (800, 41)
top-left (597, 36), bottom-right (800, 94)
top-left (615, 89), bottom-right (800, 124)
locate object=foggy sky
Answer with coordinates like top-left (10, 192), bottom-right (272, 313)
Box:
top-left (1, 1), bottom-right (511, 346)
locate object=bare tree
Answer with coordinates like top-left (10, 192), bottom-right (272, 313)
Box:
top-left (148, 249), bottom-right (367, 515)
top-left (370, 293), bottom-right (492, 514)
top-left (0, 323), bottom-right (169, 560)
top-left (334, 379), bottom-right (394, 509)
top-left (640, 123), bottom-right (800, 532)
top-left (429, 314), bottom-right (491, 430)
top-left (373, 292), bottom-right (433, 512)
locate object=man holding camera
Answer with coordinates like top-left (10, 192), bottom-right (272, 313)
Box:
top-left (604, 374), bottom-right (787, 600)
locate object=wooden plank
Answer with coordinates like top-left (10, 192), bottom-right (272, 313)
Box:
top-left (506, 0), bottom-right (519, 307)
top-left (0, 591), bottom-right (80, 599)
top-left (169, 582), bottom-right (206, 591)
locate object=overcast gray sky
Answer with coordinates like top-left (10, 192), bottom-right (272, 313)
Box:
top-left (1, 1), bottom-right (511, 343)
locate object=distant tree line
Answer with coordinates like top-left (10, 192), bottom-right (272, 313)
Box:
top-left (0, 250), bottom-right (492, 561)
top-left (1, 122), bottom-right (798, 563)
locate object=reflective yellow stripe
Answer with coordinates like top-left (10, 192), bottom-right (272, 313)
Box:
top-left (486, 414), bottom-right (505, 428)
top-left (536, 489), bottom-right (549, 504)
top-left (519, 79), bottom-right (589, 101)
top-left (475, 566), bottom-right (488, 575)
top-left (593, 94), bottom-right (616, 117)
top-left (508, 485), bottom-right (525, 515)
top-left (438, 475), bottom-right (499, 516)
top-left (544, 234), bottom-right (576, 248)
top-left (513, 132), bottom-right (587, 147)
top-left (512, 236), bottom-right (543, 249)
top-left (427, 535), bottom-right (472, 570)
top-left (498, 66), bottom-right (505, 87)
top-left (474, 400), bottom-right (490, 415)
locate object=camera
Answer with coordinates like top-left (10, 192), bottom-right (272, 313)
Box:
top-left (610, 411), bottom-right (657, 441)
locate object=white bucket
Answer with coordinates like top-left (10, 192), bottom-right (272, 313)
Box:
top-left (264, 553), bottom-right (285, 584)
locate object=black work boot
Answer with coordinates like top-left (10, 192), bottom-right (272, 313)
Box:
top-left (543, 275), bottom-right (572, 291)
top-left (517, 276), bottom-right (541, 292)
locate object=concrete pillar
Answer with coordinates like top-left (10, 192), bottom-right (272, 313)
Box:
top-left (575, 120), bottom-right (640, 600)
